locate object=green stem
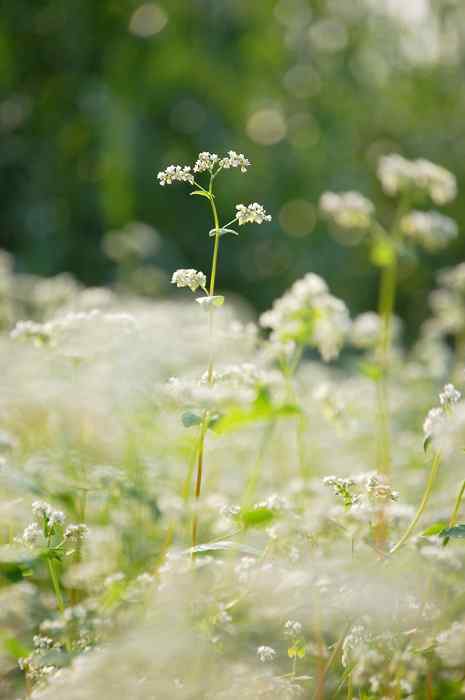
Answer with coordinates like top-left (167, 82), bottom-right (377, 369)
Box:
top-left (191, 183), bottom-right (222, 549)
top-left (47, 557), bottom-right (65, 614)
top-left (191, 413), bottom-right (208, 549)
top-left (390, 451), bottom-right (441, 554)
top-left (242, 421), bottom-right (275, 508)
top-left (449, 479), bottom-right (465, 527)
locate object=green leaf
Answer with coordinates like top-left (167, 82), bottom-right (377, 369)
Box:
top-left (216, 401), bottom-right (299, 434)
top-left (209, 227), bottom-right (239, 237)
top-left (241, 507), bottom-right (275, 529)
top-left (421, 522), bottom-right (448, 536)
top-left (181, 411), bottom-right (202, 428)
top-left (439, 524), bottom-right (465, 539)
top-left (423, 435), bottom-right (432, 454)
top-left (190, 190), bottom-right (212, 200)
top-left (196, 295), bottom-right (224, 310)
top-left (188, 541), bottom-right (261, 556)
top-left (3, 636), bottom-right (31, 659)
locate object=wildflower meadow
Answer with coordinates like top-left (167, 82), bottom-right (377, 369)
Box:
top-left (0, 145), bottom-right (465, 700)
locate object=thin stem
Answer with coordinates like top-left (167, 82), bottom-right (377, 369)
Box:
top-left (390, 451), bottom-right (441, 554)
top-left (47, 557), bottom-right (65, 614)
top-left (191, 414), bottom-right (208, 549)
top-left (449, 479), bottom-right (465, 527)
top-left (191, 181), bottom-right (222, 549)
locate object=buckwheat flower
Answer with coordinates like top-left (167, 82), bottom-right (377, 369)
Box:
top-left (284, 620), bottom-right (302, 637)
top-left (219, 150), bottom-right (250, 172)
top-left (33, 635), bottom-right (54, 650)
top-left (378, 154), bottom-right (457, 204)
top-left (436, 622), bottom-right (465, 667)
top-left (400, 211), bottom-right (458, 251)
top-left (171, 269), bottom-right (207, 292)
top-left (423, 407), bottom-right (445, 438)
top-left (439, 383), bottom-right (461, 407)
top-left (22, 522), bottom-right (42, 546)
top-left (193, 151), bottom-right (219, 173)
top-left (350, 312), bottom-right (382, 349)
top-left (260, 273), bottom-right (350, 362)
top-left (438, 262), bottom-right (465, 293)
top-left (235, 202), bottom-right (272, 225)
top-left (257, 645), bottom-right (277, 662)
top-left (366, 474), bottom-right (399, 502)
top-left (32, 500), bottom-right (51, 521)
top-left (64, 524), bottom-right (89, 542)
top-left (10, 320), bottom-right (53, 345)
top-left (320, 191), bottom-right (374, 230)
top-left (157, 164), bottom-right (194, 186)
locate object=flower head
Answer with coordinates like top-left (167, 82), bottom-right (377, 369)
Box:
top-left (235, 203), bottom-right (272, 226)
top-left (257, 645), bottom-right (276, 663)
top-left (320, 191), bottom-right (374, 230)
top-left (157, 165), bottom-right (194, 187)
top-left (193, 152), bottom-right (219, 173)
top-left (400, 211), bottom-right (458, 252)
top-left (171, 269), bottom-right (207, 292)
top-left (219, 150), bottom-right (250, 172)
top-left (377, 154), bottom-right (457, 204)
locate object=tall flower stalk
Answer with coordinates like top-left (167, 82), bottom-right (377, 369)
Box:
top-left (158, 151), bottom-right (271, 547)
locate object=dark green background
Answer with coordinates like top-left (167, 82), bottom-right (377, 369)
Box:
top-left (1, 0), bottom-right (464, 333)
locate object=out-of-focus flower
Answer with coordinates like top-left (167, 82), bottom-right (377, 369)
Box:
top-left (320, 191), bottom-right (374, 230)
top-left (400, 211), bottom-right (458, 251)
top-left (377, 154), bottom-right (457, 204)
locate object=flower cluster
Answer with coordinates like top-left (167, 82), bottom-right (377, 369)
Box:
top-left (235, 202), bottom-right (272, 226)
top-left (323, 476), bottom-right (360, 507)
top-left (157, 150), bottom-right (251, 187)
top-left (171, 269), bottom-right (207, 292)
top-left (219, 150), bottom-right (250, 172)
top-left (377, 154), bottom-right (457, 204)
top-left (320, 191), bottom-right (375, 230)
top-left (257, 645), bottom-right (276, 663)
top-left (400, 211), bottom-right (458, 251)
top-left (157, 164), bottom-right (194, 186)
top-left (429, 263), bottom-right (465, 336)
top-left (260, 273), bottom-right (351, 362)
top-left (193, 152), bottom-right (219, 173)
top-left (423, 382), bottom-right (462, 440)
top-left (350, 312), bottom-right (382, 349)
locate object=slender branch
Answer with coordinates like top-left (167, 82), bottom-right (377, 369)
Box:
top-left (390, 451), bottom-right (441, 554)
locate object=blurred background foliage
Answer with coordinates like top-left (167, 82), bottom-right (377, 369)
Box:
top-left (1, 0), bottom-right (465, 337)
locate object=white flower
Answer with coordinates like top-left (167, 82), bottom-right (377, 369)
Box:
top-left (64, 524), bottom-right (89, 542)
top-left (260, 273), bottom-right (350, 362)
top-left (350, 312), bottom-right (382, 349)
top-left (193, 152), bottom-right (219, 173)
top-left (439, 383), bottom-right (461, 407)
top-left (377, 154), bottom-right (457, 204)
top-left (400, 211), bottom-right (458, 251)
top-left (235, 202), bottom-right (272, 225)
top-left (284, 620), bottom-right (302, 637)
top-left (320, 191), bottom-right (374, 229)
top-left (219, 150), bottom-right (250, 172)
top-left (22, 522), bottom-right (42, 546)
top-left (157, 164), bottom-right (194, 186)
top-left (423, 406), bottom-right (445, 437)
top-left (257, 645), bottom-right (277, 662)
top-left (171, 269), bottom-right (207, 292)
top-left (32, 501), bottom-right (65, 528)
